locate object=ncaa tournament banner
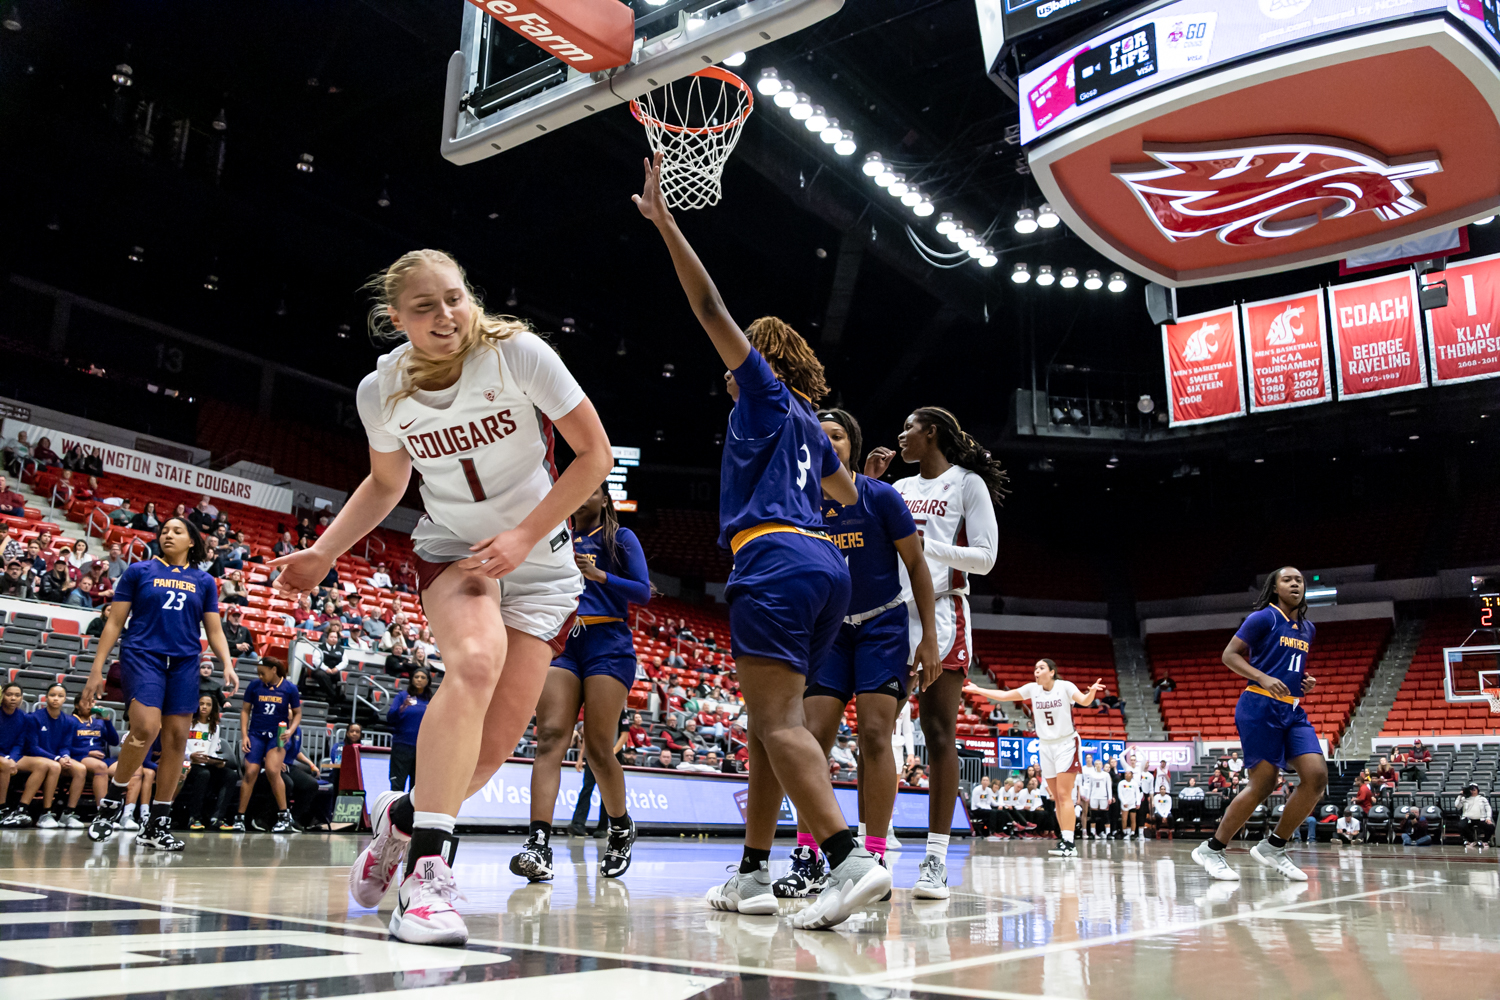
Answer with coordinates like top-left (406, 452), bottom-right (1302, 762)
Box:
top-left (1161, 306), bottom-right (1245, 426)
top-left (1328, 271), bottom-right (1428, 399)
top-left (1239, 289), bottom-right (1333, 412)
top-left (1425, 252), bottom-right (1500, 386)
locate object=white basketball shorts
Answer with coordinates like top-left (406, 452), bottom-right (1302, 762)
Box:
top-left (907, 593), bottom-right (973, 672)
top-left (1038, 733), bottom-right (1083, 780)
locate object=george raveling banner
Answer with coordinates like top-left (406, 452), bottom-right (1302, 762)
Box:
top-left (1328, 270), bottom-right (1427, 399)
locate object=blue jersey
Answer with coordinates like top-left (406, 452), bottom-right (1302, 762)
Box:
top-left (0, 705), bottom-right (26, 759)
top-left (824, 475), bottom-right (918, 615)
top-left (71, 715), bottom-right (119, 757)
top-left (718, 349), bottom-right (842, 549)
top-left (242, 679), bottom-right (301, 737)
top-left (114, 557), bottom-right (219, 657)
top-left (1234, 605), bottom-right (1316, 699)
top-left (574, 524), bottom-right (651, 620)
top-left (24, 709), bottom-right (78, 760)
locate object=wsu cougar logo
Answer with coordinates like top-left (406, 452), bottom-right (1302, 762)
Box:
top-left (1113, 138), bottom-right (1442, 247)
top-left (1265, 305), bottom-right (1306, 346)
top-left (1182, 322), bottom-right (1221, 362)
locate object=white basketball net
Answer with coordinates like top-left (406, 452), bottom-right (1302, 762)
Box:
top-left (1486, 688), bottom-right (1500, 714)
top-left (631, 69), bottom-right (753, 211)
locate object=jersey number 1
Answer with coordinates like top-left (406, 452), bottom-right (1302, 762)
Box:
top-left (459, 458), bottom-right (487, 502)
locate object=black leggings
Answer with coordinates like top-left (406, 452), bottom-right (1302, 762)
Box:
top-left (390, 743), bottom-right (417, 793)
top-left (1462, 818), bottom-right (1494, 844)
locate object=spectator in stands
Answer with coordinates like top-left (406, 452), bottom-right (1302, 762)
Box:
top-left (178, 694), bottom-right (233, 830)
top-left (222, 535), bottom-right (251, 570)
top-left (0, 523), bottom-right (23, 566)
top-left (702, 748), bottom-right (722, 772)
top-left (108, 498), bottom-right (137, 527)
top-left (5, 684), bottom-right (76, 827)
top-left (681, 717), bottom-right (710, 750)
top-left (1224, 750), bottom-right (1243, 775)
top-left (1336, 806), bottom-right (1364, 845)
top-left (830, 736), bottom-right (856, 772)
top-left (1149, 789), bottom-right (1174, 838)
top-left (1460, 784), bottom-right (1494, 849)
top-left (620, 748), bottom-right (638, 767)
top-left (64, 574), bottom-right (96, 608)
top-left (199, 661), bottom-right (228, 709)
top-left (659, 713), bottom-right (689, 752)
top-left (188, 496), bottom-right (217, 533)
top-left (61, 538), bottom-right (89, 578)
top-left (1373, 756), bottom-right (1399, 793)
top-left (130, 501), bottom-right (161, 533)
top-left (36, 561), bottom-right (72, 603)
top-left (361, 608), bottom-right (388, 642)
top-left (650, 748), bottom-right (674, 769)
top-left (627, 712), bottom-right (652, 749)
top-left (394, 560), bottom-right (417, 592)
top-left (1354, 773), bottom-right (1375, 811)
top-left (300, 635), bottom-right (346, 704)
top-left (1398, 806), bottom-right (1433, 846)
top-left (2, 430), bottom-right (29, 477)
top-left (81, 448), bottom-right (103, 477)
top-left (60, 441), bottom-right (84, 472)
top-left (387, 669), bottom-right (431, 793)
top-left (0, 476), bottom-right (26, 518)
top-left (1178, 776), bottom-right (1205, 828)
top-left (104, 542), bottom-right (128, 581)
top-left (195, 536), bottom-right (224, 578)
top-left (658, 618), bottom-right (677, 640)
top-left (677, 622), bottom-right (697, 644)
top-left (83, 562), bottom-right (113, 606)
top-left (370, 563), bottom-right (393, 589)
top-left (219, 569), bottom-right (248, 607)
top-left (676, 747), bottom-right (710, 772)
top-left (23, 538), bottom-right (46, 576)
top-left (1153, 676), bottom-right (1176, 704)
top-left (73, 475), bottom-right (100, 503)
top-left (0, 559), bottom-right (28, 598)
top-left (291, 594), bottom-right (314, 628)
top-left (273, 531), bottom-right (297, 558)
top-left (31, 436), bottom-right (59, 467)
top-left (408, 643), bottom-right (435, 674)
top-left (221, 607), bottom-right (257, 661)
top-left (1397, 741), bottom-right (1433, 783)
top-left (345, 623), bottom-right (373, 652)
top-left (665, 648), bottom-right (687, 669)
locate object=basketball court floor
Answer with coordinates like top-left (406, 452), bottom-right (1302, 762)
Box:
top-left (3, 831), bottom-right (1497, 1000)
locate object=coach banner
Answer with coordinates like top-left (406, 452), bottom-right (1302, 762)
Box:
top-left (1240, 289), bottom-right (1333, 413)
top-left (1425, 252), bottom-right (1500, 386)
top-left (1329, 271), bottom-right (1427, 399)
top-left (1162, 306), bottom-right (1245, 426)
top-left (1, 420), bottom-right (293, 513)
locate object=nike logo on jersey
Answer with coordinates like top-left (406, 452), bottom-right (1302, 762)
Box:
top-left (796, 445), bottom-right (811, 489)
top-left (399, 420), bottom-right (416, 430)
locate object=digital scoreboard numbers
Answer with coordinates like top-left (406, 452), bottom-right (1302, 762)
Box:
top-left (1074, 22), bottom-right (1157, 106)
top-left (1477, 593), bottom-right (1500, 630)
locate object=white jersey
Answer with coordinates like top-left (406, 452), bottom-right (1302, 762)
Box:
top-left (1018, 680), bottom-right (1081, 741)
top-left (893, 464), bottom-right (998, 598)
top-left (1119, 777), bottom-right (1144, 811)
top-left (357, 334), bottom-right (586, 553)
top-left (1152, 792), bottom-right (1173, 818)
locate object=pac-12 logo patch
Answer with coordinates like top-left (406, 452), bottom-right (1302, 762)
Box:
top-left (1113, 137), bottom-right (1442, 247)
top-left (483, 388), bottom-right (498, 402)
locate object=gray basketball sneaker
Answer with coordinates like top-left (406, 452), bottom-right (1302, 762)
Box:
top-left (789, 847), bottom-right (893, 930)
top-left (706, 861), bottom-right (779, 915)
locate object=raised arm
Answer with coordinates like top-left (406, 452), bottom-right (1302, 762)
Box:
top-left (1072, 679), bottom-right (1105, 707)
top-left (633, 152), bottom-right (750, 370)
top-left (961, 682), bottom-right (1026, 703)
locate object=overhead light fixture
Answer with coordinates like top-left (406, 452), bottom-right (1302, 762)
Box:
top-left (1107, 271), bottom-right (1127, 293)
top-left (1084, 269), bottom-right (1103, 290)
top-left (833, 131), bottom-right (856, 156)
top-left (1035, 265), bottom-right (1055, 286)
top-left (377, 187), bottom-right (391, 208)
top-left (202, 274), bottom-right (219, 291)
top-left (212, 108), bottom-right (227, 131)
top-left (1059, 267), bottom-right (1079, 288)
top-left (756, 68), bottom-right (781, 96)
top-left (616, 338), bottom-right (627, 356)
top-left (901, 186), bottom-right (923, 207)
top-left (336, 324), bottom-right (351, 340)
top-left (967, 244), bottom-right (987, 259)
top-left (1014, 208), bottom-right (1038, 234)
top-left (978, 253), bottom-right (998, 267)
top-left (958, 230), bottom-right (978, 251)
top-left (112, 63), bottom-right (133, 87)
top-left (1409, 434), bottom-right (1420, 440)
top-left (1476, 215), bottom-right (1496, 225)
top-left (804, 106), bottom-right (829, 132)
top-left (789, 93), bottom-right (812, 120)
top-left (774, 81), bottom-right (797, 108)
top-left (1254, 457), bottom-right (1264, 464)
top-left (686, 11), bottom-right (707, 29)
top-left (935, 212), bottom-right (956, 235)
top-left (1136, 395), bottom-right (1154, 414)
top-left (1011, 262), bottom-right (1031, 283)
top-left (873, 168), bottom-right (896, 188)
top-left (2, 4), bottom-right (20, 31)
top-left (862, 152), bottom-right (885, 177)
top-left (913, 195), bottom-right (934, 216)
top-left (127, 245), bottom-right (145, 263)
top-left (505, 287), bottom-right (518, 307)
top-left (886, 174), bottom-right (908, 197)
top-left (296, 153), bottom-right (315, 173)
top-left (819, 120), bottom-right (842, 144)
top-left (945, 225), bottom-right (965, 244)
top-left (661, 363), bottom-right (675, 378)
top-left (722, 51), bottom-right (747, 67)
top-left (561, 317), bottom-right (576, 334)
top-left (1037, 204), bottom-right (1060, 229)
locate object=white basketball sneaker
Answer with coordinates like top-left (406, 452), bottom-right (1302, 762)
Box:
top-left (706, 861), bottom-right (779, 915)
top-left (1251, 840), bottom-right (1309, 881)
top-left (389, 855), bottom-right (469, 946)
top-left (349, 791), bottom-right (411, 907)
top-left (1191, 841), bottom-right (1241, 881)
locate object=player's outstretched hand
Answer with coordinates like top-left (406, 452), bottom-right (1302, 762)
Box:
top-left (460, 527), bottom-right (531, 580)
top-left (864, 447), bottom-right (896, 480)
top-left (1302, 675), bottom-right (1317, 694)
top-left (1088, 678), bottom-right (1106, 697)
top-left (267, 548), bottom-right (334, 596)
top-left (632, 152), bottom-right (672, 226)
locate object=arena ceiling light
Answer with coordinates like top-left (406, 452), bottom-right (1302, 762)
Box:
top-left (774, 81), bottom-right (798, 108)
top-left (862, 153), bottom-right (885, 177)
top-left (967, 244), bottom-right (987, 259)
top-left (887, 175), bottom-right (909, 197)
top-left (2, 5), bottom-right (20, 31)
top-left (1035, 265), bottom-right (1055, 286)
top-left (873, 169), bottom-right (897, 189)
top-left (1107, 271), bottom-right (1127, 292)
top-left (1036, 204), bottom-right (1060, 229)
top-left (722, 51), bottom-right (747, 67)
top-left (1014, 208), bottom-right (1038, 234)
top-left (900, 186), bottom-right (923, 207)
top-left (1059, 267), bottom-right (1079, 288)
top-left (756, 68), bottom-right (781, 95)
top-left (819, 120), bottom-right (842, 144)
top-left (912, 194), bottom-right (933, 216)
top-left (833, 131), bottom-right (856, 156)
top-left (979, 252), bottom-right (998, 267)
top-left (935, 212), bottom-right (956, 235)
top-left (1011, 262), bottom-right (1031, 283)
top-left (296, 153), bottom-right (315, 174)
top-left (789, 93), bottom-right (812, 120)
top-left (112, 63), bottom-right (133, 87)
top-left (804, 106), bottom-right (829, 132)
top-left (1084, 269), bottom-right (1103, 290)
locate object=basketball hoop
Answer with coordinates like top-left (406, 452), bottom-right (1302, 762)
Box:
top-left (1485, 688), bottom-right (1500, 714)
top-left (630, 67), bottom-right (754, 210)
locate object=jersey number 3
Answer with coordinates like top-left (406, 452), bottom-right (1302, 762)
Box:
top-left (459, 458), bottom-right (488, 502)
top-left (161, 592), bottom-right (188, 611)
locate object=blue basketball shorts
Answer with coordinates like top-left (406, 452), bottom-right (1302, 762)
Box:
top-left (244, 731), bottom-right (286, 767)
top-left (725, 531), bottom-right (851, 675)
top-left (552, 620), bottom-right (637, 690)
top-left (119, 647), bottom-right (201, 717)
top-left (1235, 689), bottom-right (1322, 771)
top-left (808, 603), bottom-right (910, 703)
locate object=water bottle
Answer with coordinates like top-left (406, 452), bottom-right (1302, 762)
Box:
top-left (277, 722), bottom-right (288, 749)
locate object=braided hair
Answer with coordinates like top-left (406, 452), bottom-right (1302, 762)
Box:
top-left (745, 317), bottom-right (829, 403)
top-left (910, 406), bottom-right (1010, 507)
top-left (597, 489), bottom-right (622, 569)
top-left (816, 408), bottom-right (863, 474)
top-left (1252, 566), bottom-right (1308, 622)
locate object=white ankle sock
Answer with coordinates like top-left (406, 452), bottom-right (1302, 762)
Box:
top-left (1063, 829), bottom-right (1075, 843)
top-left (413, 811), bottom-right (457, 833)
top-left (857, 821), bottom-right (867, 838)
top-left (926, 833), bottom-right (950, 860)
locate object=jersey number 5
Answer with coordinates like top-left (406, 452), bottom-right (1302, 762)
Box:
top-left (161, 592), bottom-right (188, 611)
top-left (459, 457), bottom-right (488, 502)
top-left (1044, 710), bottom-right (1055, 726)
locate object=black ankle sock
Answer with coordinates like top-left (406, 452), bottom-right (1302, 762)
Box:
top-left (739, 846), bottom-right (771, 874)
top-left (406, 828), bottom-right (460, 878)
top-left (820, 829), bottom-right (857, 870)
top-left (1207, 836), bottom-right (1227, 852)
top-left (389, 794), bottom-right (415, 836)
top-left (1267, 833), bottom-right (1288, 849)
top-left (608, 812), bottom-right (631, 831)
top-left (529, 820), bottom-right (551, 843)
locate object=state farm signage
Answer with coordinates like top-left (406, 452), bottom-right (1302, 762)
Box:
top-left (1329, 272), bottom-right (1428, 399)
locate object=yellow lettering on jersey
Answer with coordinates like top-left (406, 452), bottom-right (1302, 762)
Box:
top-left (259, 695), bottom-right (283, 705)
top-left (830, 532), bottom-right (865, 551)
top-left (150, 578), bottom-right (197, 593)
top-left (577, 553), bottom-right (598, 567)
top-left (1279, 635), bottom-right (1310, 653)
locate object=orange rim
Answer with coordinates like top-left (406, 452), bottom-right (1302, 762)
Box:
top-left (629, 66), bottom-right (754, 136)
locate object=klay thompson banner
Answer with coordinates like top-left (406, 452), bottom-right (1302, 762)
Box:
top-left (1161, 306), bottom-right (1245, 426)
top-left (1240, 288), bottom-right (1333, 413)
top-left (1424, 251), bottom-right (1500, 386)
top-left (1328, 271), bottom-right (1427, 399)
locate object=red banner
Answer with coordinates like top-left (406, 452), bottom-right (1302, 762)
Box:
top-left (1240, 289), bottom-right (1333, 413)
top-left (1329, 271), bottom-right (1427, 399)
top-left (1425, 252), bottom-right (1500, 386)
top-left (1162, 307), bottom-right (1245, 426)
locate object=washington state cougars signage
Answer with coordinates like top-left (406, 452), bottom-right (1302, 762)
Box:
top-left (1161, 306), bottom-right (1245, 426)
top-left (1329, 272), bottom-right (1428, 399)
top-left (1240, 289), bottom-right (1333, 412)
top-left (1424, 252), bottom-right (1500, 385)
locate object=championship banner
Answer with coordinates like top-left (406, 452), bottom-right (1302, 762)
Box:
top-left (1425, 251), bottom-right (1500, 386)
top-left (1240, 289), bottom-right (1333, 413)
top-left (1161, 306), bottom-right (1245, 426)
top-left (1328, 271), bottom-right (1427, 399)
top-left (1, 420), bottom-right (293, 513)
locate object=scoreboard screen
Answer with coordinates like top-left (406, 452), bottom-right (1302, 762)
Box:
top-left (1001, 0), bottom-right (1121, 41)
top-left (1477, 593), bottom-right (1500, 630)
